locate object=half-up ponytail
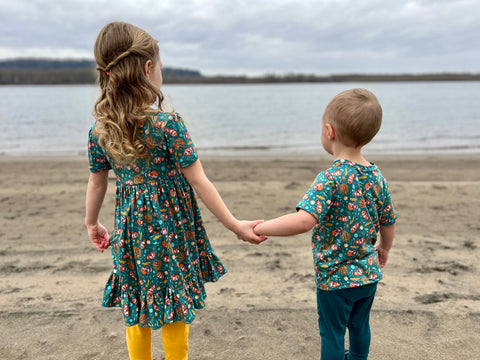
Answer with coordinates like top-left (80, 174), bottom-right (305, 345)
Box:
top-left (93, 22), bottom-right (164, 164)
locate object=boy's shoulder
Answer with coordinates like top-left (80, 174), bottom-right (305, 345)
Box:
top-left (324, 159), bottom-right (383, 178)
top-left (313, 160), bottom-right (387, 190)
top-left (319, 159), bottom-right (362, 179)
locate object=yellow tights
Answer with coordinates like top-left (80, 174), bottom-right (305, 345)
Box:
top-left (126, 322), bottom-right (189, 360)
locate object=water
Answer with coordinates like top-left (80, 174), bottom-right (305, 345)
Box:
top-left (0, 82), bottom-right (479, 156)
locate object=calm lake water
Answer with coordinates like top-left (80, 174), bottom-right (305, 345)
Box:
top-left (0, 82), bottom-right (479, 156)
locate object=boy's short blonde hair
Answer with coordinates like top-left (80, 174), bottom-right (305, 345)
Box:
top-left (323, 88), bottom-right (382, 147)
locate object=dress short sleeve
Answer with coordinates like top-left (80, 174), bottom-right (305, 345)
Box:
top-left (88, 126), bottom-right (112, 173)
top-left (296, 171), bottom-right (334, 221)
top-left (163, 113), bottom-right (198, 168)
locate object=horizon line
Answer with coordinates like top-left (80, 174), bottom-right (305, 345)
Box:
top-left (0, 57), bottom-right (479, 78)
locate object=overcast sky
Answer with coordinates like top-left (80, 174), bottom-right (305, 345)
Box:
top-left (1, 0), bottom-right (479, 75)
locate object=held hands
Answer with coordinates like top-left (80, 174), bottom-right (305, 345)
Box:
top-left (234, 220), bottom-right (268, 245)
top-left (86, 222), bottom-right (110, 252)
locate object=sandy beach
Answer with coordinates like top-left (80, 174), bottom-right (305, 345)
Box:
top-left (0, 153), bottom-right (479, 360)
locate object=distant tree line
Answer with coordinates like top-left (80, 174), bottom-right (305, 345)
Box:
top-left (179, 72), bottom-right (480, 84)
top-left (1, 58), bottom-right (479, 85)
top-left (0, 68), bottom-right (97, 84)
top-left (0, 59), bottom-right (202, 85)
top-left (0, 59), bottom-right (96, 70)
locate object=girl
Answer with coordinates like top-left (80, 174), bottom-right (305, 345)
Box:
top-left (85, 22), bottom-right (265, 360)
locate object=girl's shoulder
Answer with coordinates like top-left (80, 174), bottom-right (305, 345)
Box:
top-left (149, 111), bottom-right (183, 128)
top-left (89, 122), bottom-right (100, 138)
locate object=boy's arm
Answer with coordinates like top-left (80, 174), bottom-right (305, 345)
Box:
top-left (375, 223), bottom-right (396, 268)
top-left (254, 209), bottom-right (317, 237)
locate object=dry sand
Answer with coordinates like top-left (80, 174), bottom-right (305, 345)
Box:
top-left (0, 153), bottom-right (479, 360)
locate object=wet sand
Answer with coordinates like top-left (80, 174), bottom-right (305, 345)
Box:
top-left (0, 153), bottom-right (479, 359)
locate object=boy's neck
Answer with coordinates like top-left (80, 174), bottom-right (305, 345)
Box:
top-left (331, 144), bottom-right (370, 166)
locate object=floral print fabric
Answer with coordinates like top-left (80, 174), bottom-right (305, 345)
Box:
top-left (297, 159), bottom-right (396, 291)
top-left (88, 112), bottom-right (226, 329)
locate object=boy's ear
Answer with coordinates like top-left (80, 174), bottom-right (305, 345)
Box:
top-left (325, 123), bottom-right (336, 140)
top-left (144, 60), bottom-right (153, 77)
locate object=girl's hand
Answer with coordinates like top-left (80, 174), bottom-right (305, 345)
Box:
top-left (235, 220), bottom-right (268, 244)
top-left (86, 223), bottom-right (110, 252)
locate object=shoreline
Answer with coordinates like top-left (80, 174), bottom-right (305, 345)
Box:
top-left (1, 145), bottom-right (480, 160)
top-left (1, 150), bottom-right (479, 160)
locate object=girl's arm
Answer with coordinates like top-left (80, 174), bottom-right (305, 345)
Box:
top-left (85, 170), bottom-right (110, 252)
top-left (181, 160), bottom-right (266, 244)
top-left (375, 223), bottom-right (396, 268)
top-left (254, 209), bottom-right (317, 237)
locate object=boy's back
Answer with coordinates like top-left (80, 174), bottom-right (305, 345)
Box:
top-left (296, 159), bottom-right (396, 291)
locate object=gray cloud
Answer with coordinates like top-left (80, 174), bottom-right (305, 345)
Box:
top-left (1, 0), bottom-right (479, 75)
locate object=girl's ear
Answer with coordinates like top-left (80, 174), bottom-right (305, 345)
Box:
top-left (144, 60), bottom-right (153, 77)
top-left (325, 123), bottom-right (336, 140)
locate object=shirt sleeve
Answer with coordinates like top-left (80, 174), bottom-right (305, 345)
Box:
top-left (296, 172), bottom-right (334, 221)
top-left (88, 126), bottom-right (112, 173)
top-left (163, 113), bottom-right (198, 168)
top-left (379, 179), bottom-right (397, 226)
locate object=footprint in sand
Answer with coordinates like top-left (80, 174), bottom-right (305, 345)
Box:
top-left (415, 261), bottom-right (470, 276)
top-left (414, 292), bottom-right (480, 304)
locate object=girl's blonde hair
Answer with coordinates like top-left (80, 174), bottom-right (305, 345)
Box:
top-left (93, 21), bottom-right (163, 164)
top-left (323, 88), bottom-right (382, 147)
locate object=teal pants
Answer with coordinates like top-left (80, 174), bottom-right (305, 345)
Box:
top-left (316, 282), bottom-right (377, 360)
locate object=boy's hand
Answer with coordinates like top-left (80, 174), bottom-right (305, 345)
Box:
top-left (377, 224), bottom-right (395, 268)
top-left (86, 223), bottom-right (110, 252)
top-left (375, 246), bottom-right (389, 268)
top-left (236, 220), bottom-right (268, 244)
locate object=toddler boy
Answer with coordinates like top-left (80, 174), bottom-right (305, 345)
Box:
top-left (255, 88), bottom-right (397, 360)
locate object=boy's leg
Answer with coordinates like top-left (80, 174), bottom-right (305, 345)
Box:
top-left (162, 321), bottom-right (189, 360)
top-left (347, 283), bottom-right (378, 360)
top-left (317, 287), bottom-right (353, 360)
top-left (126, 324), bottom-right (153, 360)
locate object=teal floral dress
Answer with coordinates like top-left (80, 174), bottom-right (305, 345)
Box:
top-left (88, 112), bottom-right (226, 329)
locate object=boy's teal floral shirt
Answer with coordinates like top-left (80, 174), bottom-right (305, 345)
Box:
top-left (297, 159), bottom-right (396, 291)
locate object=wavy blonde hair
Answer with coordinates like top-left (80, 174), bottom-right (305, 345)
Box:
top-left (93, 21), bottom-right (164, 164)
